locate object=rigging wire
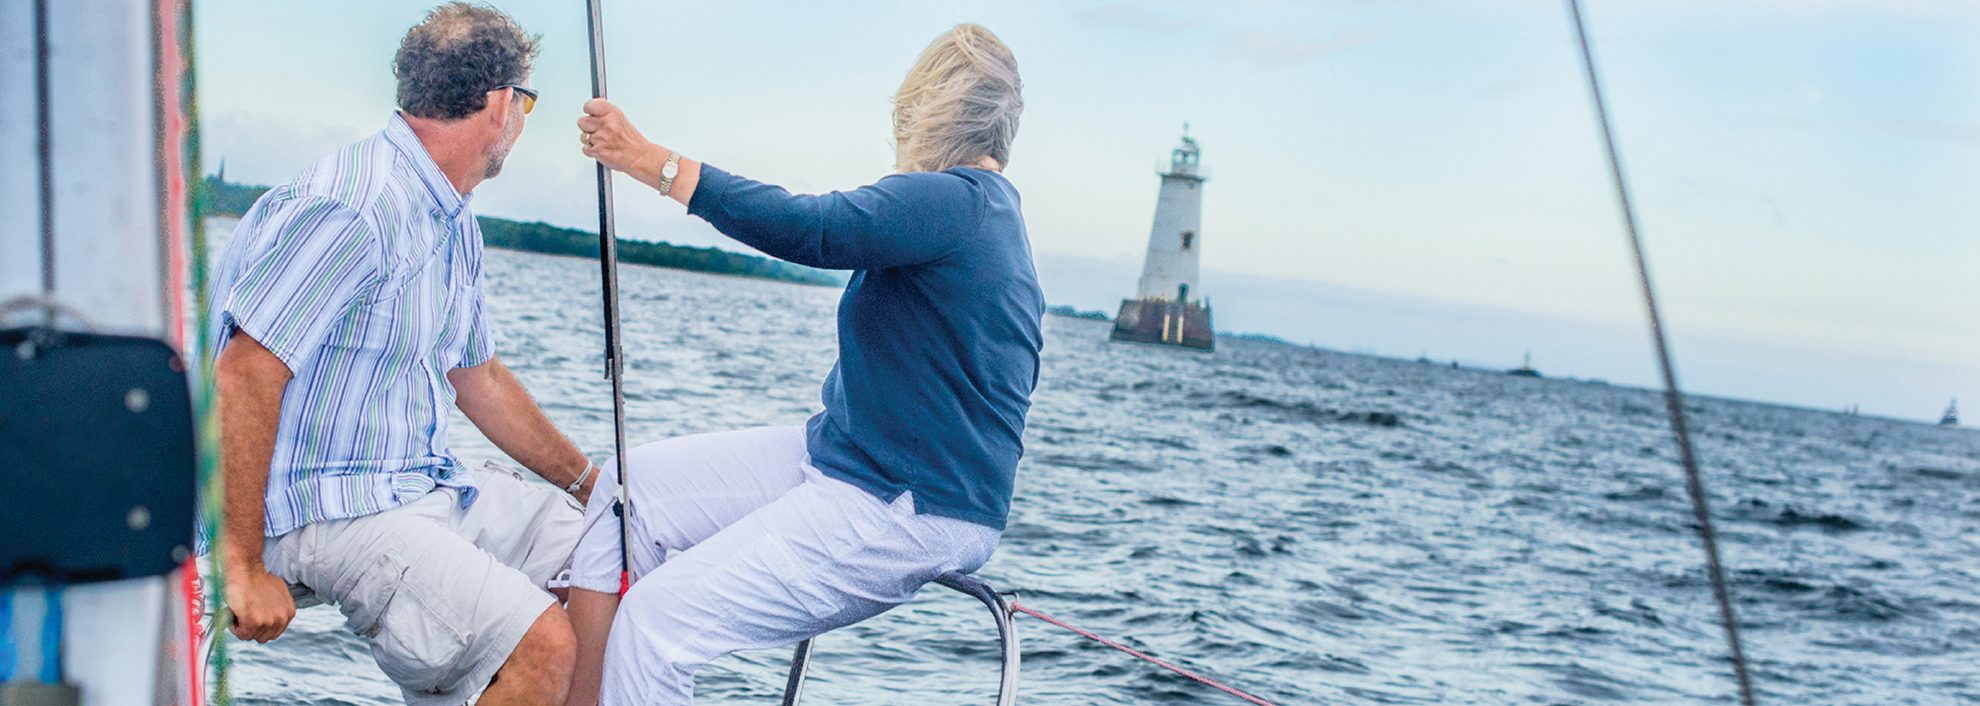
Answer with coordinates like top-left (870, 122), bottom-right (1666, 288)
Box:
top-left (34, 0), bottom-right (54, 325)
top-left (1563, 1), bottom-right (1757, 702)
top-left (170, 0), bottom-right (232, 698)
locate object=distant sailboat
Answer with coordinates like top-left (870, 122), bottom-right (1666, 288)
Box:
top-left (1508, 351), bottom-right (1542, 378)
top-left (1942, 398), bottom-right (1959, 426)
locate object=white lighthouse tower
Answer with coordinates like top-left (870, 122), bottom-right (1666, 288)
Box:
top-left (1111, 125), bottom-right (1214, 350)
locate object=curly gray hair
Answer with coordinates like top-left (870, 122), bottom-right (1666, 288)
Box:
top-left (392, 3), bottom-right (541, 121)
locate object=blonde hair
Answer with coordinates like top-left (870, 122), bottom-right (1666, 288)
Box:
top-left (891, 24), bottom-right (1023, 173)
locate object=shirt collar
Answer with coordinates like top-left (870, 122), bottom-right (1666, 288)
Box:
top-left (383, 112), bottom-right (474, 220)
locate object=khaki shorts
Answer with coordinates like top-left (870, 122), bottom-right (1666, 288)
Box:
top-left (263, 464), bottom-right (582, 706)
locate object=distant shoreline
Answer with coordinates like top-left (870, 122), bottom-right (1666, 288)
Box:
top-left (201, 176), bottom-right (847, 288)
top-left (208, 177), bottom-right (1936, 425)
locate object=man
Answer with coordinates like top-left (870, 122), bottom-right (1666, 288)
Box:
top-left (209, 5), bottom-right (592, 704)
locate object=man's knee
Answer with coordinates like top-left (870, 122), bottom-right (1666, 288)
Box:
top-left (503, 603), bottom-right (577, 685)
top-left (480, 604), bottom-right (576, 704)
top-left (523, 604), bottom-right (578, 672)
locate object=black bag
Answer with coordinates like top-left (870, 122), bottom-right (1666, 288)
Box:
top-left (0, 328), bottom-right (196, 585)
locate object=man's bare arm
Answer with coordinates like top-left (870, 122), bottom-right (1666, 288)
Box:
top-left (449, 357), bottom-right (594, 502)
top-left (214, 331), bottom-right (299, 643)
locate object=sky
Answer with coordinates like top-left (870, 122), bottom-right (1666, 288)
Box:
top-left (194, 1), bottom-right (1980, 421)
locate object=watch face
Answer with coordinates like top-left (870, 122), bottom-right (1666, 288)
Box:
top-left (662, 160), bottom-right (680, 178)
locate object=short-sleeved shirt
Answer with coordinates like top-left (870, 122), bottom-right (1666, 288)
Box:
top-left (206, 112), bottom-right (493, 538)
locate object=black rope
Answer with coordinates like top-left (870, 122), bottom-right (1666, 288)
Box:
top-left (1563, 1), bottom-right (1757, 703)
top-left (35, 0), bottom-right (55, 314)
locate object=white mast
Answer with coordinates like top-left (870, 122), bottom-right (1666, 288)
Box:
top-left (1, 0), bottom-right (172, 334)
top-left (2, 0), bottom-right (199, 702)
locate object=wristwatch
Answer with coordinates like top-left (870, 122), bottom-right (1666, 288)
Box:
top-left (658, 151), bottom-right (682, 197)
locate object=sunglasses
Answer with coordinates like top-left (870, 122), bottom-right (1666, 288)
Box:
top-left (497, 84), bottom-right (537, 114)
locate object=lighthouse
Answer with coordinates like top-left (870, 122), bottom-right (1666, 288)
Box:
top-left (1110, 125), bottom-right (1214, 350)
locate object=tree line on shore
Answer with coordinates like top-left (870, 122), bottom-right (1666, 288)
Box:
top-left (202, 176), bottom-right (845, 288)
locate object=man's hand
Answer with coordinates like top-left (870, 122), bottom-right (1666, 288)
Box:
top-left (224, 560), bottom-right (297, 643)
top-left (215, 331), bottom-right (295, 643)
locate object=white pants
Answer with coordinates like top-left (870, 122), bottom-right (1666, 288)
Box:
top-left (569, 426), bottom-right (1002, 705)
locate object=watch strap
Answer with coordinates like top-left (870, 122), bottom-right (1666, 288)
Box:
top-left (658, 151), bottom-right (682, 197)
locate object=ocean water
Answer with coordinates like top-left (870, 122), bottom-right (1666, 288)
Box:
top-left (225, 245), bottom-right (1980, 705)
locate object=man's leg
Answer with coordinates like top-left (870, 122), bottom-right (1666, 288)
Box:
top-left (288, 490), bottom-right (573, 706)
top-left (564, 588), bottom-right (621, 706)
top-left (564, 426), bottom-right (815, 706)
top-left (445, 464), bottom-right (590, 703)
top-left (480, 604), bottom-right (576, 705)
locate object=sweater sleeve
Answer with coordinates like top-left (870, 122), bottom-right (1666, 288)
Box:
top-left (686, 164), bottom-right (982, 270)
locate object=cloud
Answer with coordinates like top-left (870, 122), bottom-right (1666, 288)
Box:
top-left (1470, 71), bottom-right (1533, 101)
top-left (1865, 118), bottom-right (1980, 146)
top-left (1077, 3), bottom-right (1373, 70)
top-left (1077, 3), bottom-right (1193, 34)
top-left (1749, 112), bottom-right (1980, 146)
top-left (1217, 30), bottom-right (1373, 69)
top-left (200, 111), bottom-right (370, 185)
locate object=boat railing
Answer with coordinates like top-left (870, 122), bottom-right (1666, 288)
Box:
top-left (780, 571), bottom-right (1019, 705)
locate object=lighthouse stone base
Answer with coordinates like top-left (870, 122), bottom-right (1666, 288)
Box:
top-left (1109, 298), bottom-right (1214, 351)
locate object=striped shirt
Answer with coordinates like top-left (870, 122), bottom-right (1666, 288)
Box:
top-left (207, 112), bottom-right (492, 538)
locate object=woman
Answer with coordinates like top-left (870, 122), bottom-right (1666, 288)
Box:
top-left (561, 24), bottom-right (1040, 705)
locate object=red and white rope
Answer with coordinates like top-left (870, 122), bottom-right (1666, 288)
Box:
top-left (1009, 601), bottom-right (1279, 706)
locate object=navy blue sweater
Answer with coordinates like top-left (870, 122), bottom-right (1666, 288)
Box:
top-left (687, 164), bottom-right (1044, 529)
